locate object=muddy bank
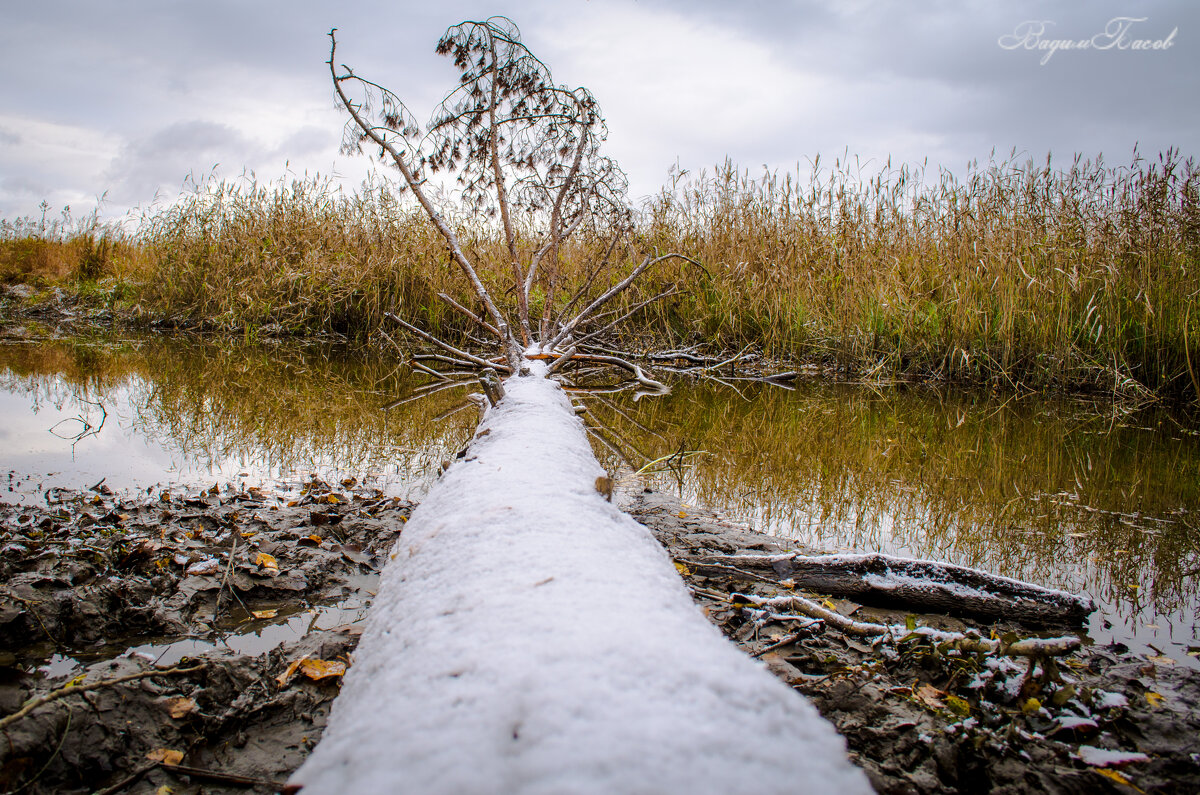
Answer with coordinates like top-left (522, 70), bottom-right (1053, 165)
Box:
top-left (1, 483), bottom-right (1198, 793)
top-left (1, 478), bottom-right (407, 793)
top-left (629, 492), bottom-right (1200, 794)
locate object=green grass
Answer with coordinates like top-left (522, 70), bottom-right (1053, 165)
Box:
top-left (2, 149), bottom-right (1198, 401)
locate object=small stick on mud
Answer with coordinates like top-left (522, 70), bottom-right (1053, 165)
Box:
top-left (0, 663), bottom-right (205, 731)
top-left (214, 531), bottom-right (240, 620)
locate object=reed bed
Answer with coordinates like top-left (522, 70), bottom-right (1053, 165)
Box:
top-left (2, 150), bottom-right (1198, 400)
top-left (641, 150), bottom-right (1200, 398)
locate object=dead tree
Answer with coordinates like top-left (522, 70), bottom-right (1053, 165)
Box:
top-left (328, 18), bottom-right (695, 389)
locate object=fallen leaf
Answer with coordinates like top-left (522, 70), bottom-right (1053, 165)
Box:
top-left (1145, 691), bottom-right (1165, 708)
top-left (146, 748), bottom-right (184, 766)
top-left (673, 561), bottom-right (691, 576)
top-left (677, 511), bottom-right (686, 518)
top-left (165, 697), bottom-right (196, 719)
top-left (324, 494), bottom-right (341, 505)
top-left (186, 558), bottom-right (219, 576)
top-left (298, 658), bottom-right (347, 681)
top-left (276, 656), bottom-right (309, 687)
top-left (255, 552), bottom-right (279, 572)
top-left (1146, 655), bottom-right (1176, 666)
top-left (945, 694), bottom-right (971, 717)
top-left (155, 786), bottom-right (174, 795)
top-left (252, 609), bottom-right (279, 620)
top-left (1092, 768), bottom-right (1142, 791)
top-left (915, 684), bottom-right (946, 710)
top-left (1021, 697), bottom-right (1043, 715)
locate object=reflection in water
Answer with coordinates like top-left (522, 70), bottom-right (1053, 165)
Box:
top-left (579, 378), bottom-right (1200, 667)
top-left (0, 336), bottom-right (475, 500)
top-left (0, 336), bottom-right (1197, 666)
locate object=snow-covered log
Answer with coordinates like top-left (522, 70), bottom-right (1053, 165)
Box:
top-left (292, 363), bottom-right (870, 794)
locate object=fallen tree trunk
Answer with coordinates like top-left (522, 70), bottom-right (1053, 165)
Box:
top-left (292, 364), bottom-right (871, 794)
top-left (692, 551), bottom-right (1095, 625)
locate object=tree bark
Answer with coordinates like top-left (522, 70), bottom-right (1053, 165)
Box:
top-left (292, 364), bottom-right (870, 794)
top-left (693, 551), bottom-right (1095, 625)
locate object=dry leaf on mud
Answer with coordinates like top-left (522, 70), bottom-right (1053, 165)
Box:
top-left (276, 656), bottom-right (308, 687)
top-left (1093, 768), bottom-right (1139, 789)
top-left (146, 748), bottom-right (184, 766)
top-left (673, 561), bottom-right (691, 576)
top-left (914, 683), bottom-right (947, 710)
top-left (299, 659), bottom-right (347, 681)
top-left (251, 609), bottom-right (279, 619)
top-left (255, 552), bottom-right (279, 572)
top-left (165, 697), bottom-right (196, 719)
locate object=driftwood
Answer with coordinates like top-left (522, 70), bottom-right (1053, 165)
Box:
top-left (692, 551), bottom-right (1095, 626)
top-left (736, 593), bottom-right (1082, 658)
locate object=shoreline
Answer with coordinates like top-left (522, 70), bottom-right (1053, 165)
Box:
top-left (1, 481), bottom-right (1197, 792)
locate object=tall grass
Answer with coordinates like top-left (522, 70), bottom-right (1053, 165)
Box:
top-left (641, 150), bottom-right (1200, 397)
top-left (1, 205), bottom-right (135, 285)
top-left (2, 150), bottom-right (1198, 400)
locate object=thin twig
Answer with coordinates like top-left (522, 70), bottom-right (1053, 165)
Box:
top-left (385, 313), bottom-right (509, 373)
top-left (0, 664), bottom-right (205, 731)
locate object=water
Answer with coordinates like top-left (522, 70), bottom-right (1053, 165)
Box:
top-left (1, 334), bottom-right (1196, 668)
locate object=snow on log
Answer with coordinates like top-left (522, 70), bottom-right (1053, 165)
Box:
top-left (696, 551), bottom-right (1095, 625)
top-left (293, 363), bottom-right (870, 794)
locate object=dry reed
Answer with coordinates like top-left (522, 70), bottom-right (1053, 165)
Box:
top-left (3, 149), bottom-right (1197, 400)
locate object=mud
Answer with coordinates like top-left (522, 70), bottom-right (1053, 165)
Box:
top-left (629, 492), bottom-right (1200, 794)
top-left (1, 483), bottom-right (1198, 793)
top-left (1, 478), bottom-right (407, 793)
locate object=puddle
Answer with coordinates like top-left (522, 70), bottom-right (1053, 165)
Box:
top-left (38, 574), bottom-right (378, 678)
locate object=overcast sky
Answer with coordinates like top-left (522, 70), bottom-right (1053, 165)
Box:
top-left (2, 0), bottom-right (1195, 224)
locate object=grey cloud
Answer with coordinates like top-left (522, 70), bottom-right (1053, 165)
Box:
top-left (104, 120), bottom-right (263, 203)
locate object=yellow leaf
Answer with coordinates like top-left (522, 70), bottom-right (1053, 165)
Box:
top-left (255, 552), bottom-right (279, 571)
top-left (1146, 655), bottom-right (1175, 666)
top-left (822, 599), bottom-right (838, 611)
top-left (276, 656), bottom-right (308, 687)
top-left (146, 748), bottom-right (184, 766)
top-left (677, 511), bottom-right (686, 518)
top-left (240, 531), bottom-right (257, 539)
top-left (299, 658), bottom-right (347, 681)
top-left (946, 694), bottom-right (971, 717)
top-left (1145, 691), bottom-right (1165, 708)
top-left (1093, 768), bottom-right (1143, 791)
top-left (165, 696), bottom-right (195, 719)
top-left (1021, 697), bottom-right (1042, 715)
top-left (156, 786), bottom-right (175, 795)
top-left (325, 494), bottom-right (341, 505)
top-left (673, 561), bottom-right (691, 576)
top-left (251, 609), bottom-right (278, 620)
top-left (308, 534), bottom-right (323, 543)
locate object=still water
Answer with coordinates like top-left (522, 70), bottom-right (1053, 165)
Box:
top-left (1, 335), bottom-right (1197, 667)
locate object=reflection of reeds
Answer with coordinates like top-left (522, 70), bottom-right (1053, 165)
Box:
top-left (0, 337), bottom-right (477, 491)
top-left (5, 149), bottom-right (1198, 400)
top-left (3, 336), bottom-right (1195, 628)
top-left (589, 379), bottom-right (1200, 619)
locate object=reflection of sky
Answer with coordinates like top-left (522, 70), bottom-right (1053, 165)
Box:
top-left (0, 380), bottom-right (428, 503)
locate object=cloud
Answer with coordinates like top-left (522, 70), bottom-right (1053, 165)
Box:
top-left (103, 121), bottom-right (266, 203)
